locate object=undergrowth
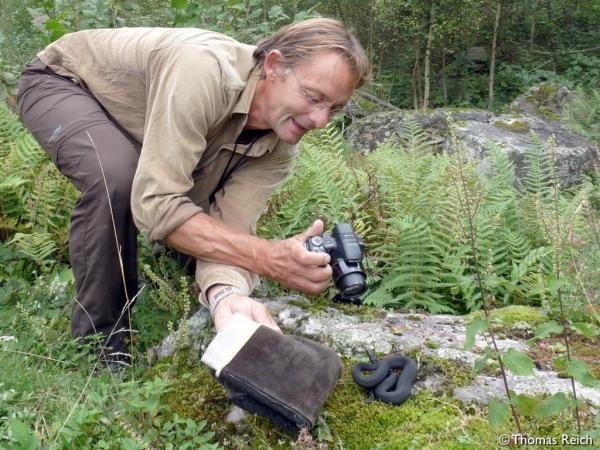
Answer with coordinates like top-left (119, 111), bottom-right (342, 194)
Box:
top-left (1, 102), bottom-right (599, 447)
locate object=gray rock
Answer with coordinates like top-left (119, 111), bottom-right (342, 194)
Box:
top-left (225, 405), bottom-right (248, 426)
top-left (154, 296), bottom-right (599, 408)
top-left (454, 370), bottom-right (600, 407)
top-left (345, 94), bottom-right (598, 188)
top-left (444, 114), bottom-right (598, 188)
top-left (510, 83), bottom-right (576, 120)
top-left (152, 308), bottom-right (211, 359)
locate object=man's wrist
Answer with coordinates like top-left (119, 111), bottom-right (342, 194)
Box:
top-left (208, 285), bottom-right (243, 316)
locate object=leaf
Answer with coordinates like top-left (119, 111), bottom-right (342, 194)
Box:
top-left (171, 0), bottom-right (187, 9)
top-left (572, 322), bottom-right (599, 340)
top-left (464, 316), bottom-right (488, 350)
top-left (473, 355), bottom-right (489, 374)
top-left (565, 359), bottom-right (600, 387)
top-left (533, 392), bottom-right (570, 419)
top-left (9, 420), bottom-right (40, 450)
top-left (120, 438), bottom-right (144, 450)
top-left (534, 320), bottom-right (563, 339)
top-left (503, 348), bottom-right (534, 376)
top-left (513, 394), bottom-right (538, 416)
top-left (488, 397), bottom-right (509, 429)
top-left (268, 5), bottom-right (285, 19)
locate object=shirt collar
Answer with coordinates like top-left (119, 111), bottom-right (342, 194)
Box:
top-left (232, 65), bottom-right (263, 115)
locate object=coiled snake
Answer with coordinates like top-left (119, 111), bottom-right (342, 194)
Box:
top-left (351, 350), bottom-right (418, 405)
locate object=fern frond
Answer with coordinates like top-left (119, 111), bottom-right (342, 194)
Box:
top-left (364, 215), bottom-right (453, 313)
top-left (9, 232), bottom-right (57, 266)
top-left (0, 105), bottom-right (27, 149)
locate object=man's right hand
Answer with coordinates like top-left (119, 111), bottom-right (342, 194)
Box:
top-left (261, 219), bottom-right (333, 295)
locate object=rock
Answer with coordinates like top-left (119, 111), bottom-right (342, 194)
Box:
top-left (344, 88), bottom-right (598, 188)
top-left (154, 296), bottom-right (599, 408)
top-left (444, 114), bottom-right (597, 188)
top-left (454, 370), bottom-right (600, 406)
top-left (225, 405), bottom-right (248, 427)
top-left (151, 308), bottom-right (211, 359)
top-left (510, 83), bottom-right (576, 121)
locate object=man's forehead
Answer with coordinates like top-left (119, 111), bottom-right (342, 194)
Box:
top-left (294, 53), bottom-right (355, 103)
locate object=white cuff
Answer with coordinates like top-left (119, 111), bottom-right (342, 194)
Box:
top-left (201, 313), bottom-right (260, 377)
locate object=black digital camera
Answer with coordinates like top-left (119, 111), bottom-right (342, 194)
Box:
top-left (305, 223), bottom-right (367, 303)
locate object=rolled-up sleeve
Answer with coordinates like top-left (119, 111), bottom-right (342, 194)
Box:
top-left (196, 142), bottom-right (297, 306)
top-left (132, 45), bottom-right (226, 242)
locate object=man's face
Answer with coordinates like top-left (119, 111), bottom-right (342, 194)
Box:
top-left (256, 51), bottom-right (355, 144)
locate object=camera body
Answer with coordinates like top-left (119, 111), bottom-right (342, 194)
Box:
top-left (305, 223), bottom-right (367, 303)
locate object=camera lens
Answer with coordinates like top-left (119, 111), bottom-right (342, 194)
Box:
top-left (339, 273), bottom-right (367, 297)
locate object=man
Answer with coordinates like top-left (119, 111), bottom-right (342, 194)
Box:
top-left (17, 19), bottom-right (370, 364)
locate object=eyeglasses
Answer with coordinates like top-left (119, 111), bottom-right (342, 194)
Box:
top-left (288, 66), bottom-right (345, 116)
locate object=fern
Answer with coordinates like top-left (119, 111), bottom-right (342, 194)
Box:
top-left (261, 123), bottom-right (366, 237)
top-left (0, 107), bottom-right (76, 241)
top-left (364, 215), bottom-right (453, 313)
top-left (0, 105), bottom-right (27, 148)
top-left (563, 87), bottom-right (600, 145)
top-left (259, 117), bottom-right (596, 315)
top-left (9, 232), bottom-right (57, 268)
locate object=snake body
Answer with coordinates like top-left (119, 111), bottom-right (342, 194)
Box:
top-left (351, 350), bottom-right (418, 405)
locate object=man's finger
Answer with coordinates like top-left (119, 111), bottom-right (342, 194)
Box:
top-left (297, 219), bottom-right (324, 241)
top-left (251, 302), bottom-right (282, 334)
top-left (294, 244), bottom-right (331, 266)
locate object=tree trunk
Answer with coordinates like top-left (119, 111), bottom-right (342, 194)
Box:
top-left (545, 0), bottom-right (557, 72)
top-left (368, 0), bottom-right (374, 59)
top-left (488, 0), bottom-right (502, 110)
top-left (529, 1), bottom-right (536, 52)
top-left (441, 45), bottom-right (448, 105)
top-left (423, 1), bottom-right (435, 110)
top-left (412, 45), bottom-right (421, 110)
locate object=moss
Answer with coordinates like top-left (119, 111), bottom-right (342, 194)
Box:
top-left (493, 120), bottom-right (530, 132)
top-left (148, 353), bottom-right (598, 449)
top-left (424, 340), bottom-right (440, 349)
top-left (468, 306), bottom-right (546, 334)
top-left (536, 105), bottom-right (561, 121)
top-left (565, 337), bottom-right (600, 378)
top-left (525, 84), bottom-right (559, 103)
top-left (406, 314), bottom-right (424, 321)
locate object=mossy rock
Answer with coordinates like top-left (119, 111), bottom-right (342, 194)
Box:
top-left (536, 105), bottom-right (561, 121)
top-left (149, 350), bottom-right (597, 449)
top-left (524, 84), bottom-right (559, 103)
top-left (493, 120), bottom-right (530, 132)
top-left (468, 306), bottom-right (546, 333)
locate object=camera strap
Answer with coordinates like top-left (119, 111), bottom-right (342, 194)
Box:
top-left (208, 130), bottom-right (268, 205)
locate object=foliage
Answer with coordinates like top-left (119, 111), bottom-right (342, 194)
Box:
top-left (0, 106), bottom-right (77, 280)
top-left (0, 57), bottom-right (19, 108)
top-left (564, 87), bottom-right (600, 146)
top-left (261, 120), bottom-right (600, 318)
top-left (168, 0), bottom-right (316, 44)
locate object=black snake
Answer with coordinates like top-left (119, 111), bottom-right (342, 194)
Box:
top-left (351, 350), bottom-right (418, 405)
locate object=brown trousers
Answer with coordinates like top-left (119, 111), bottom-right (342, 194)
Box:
top-left (17, 59), bottom-right (140, 354)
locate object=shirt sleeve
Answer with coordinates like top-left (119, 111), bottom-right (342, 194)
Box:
top-left (196, 142), bottom-right (297, 307)
top-left (131, 44), bottom-right (227, 242)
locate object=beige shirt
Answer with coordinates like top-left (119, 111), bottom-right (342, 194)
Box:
top-left (37, 28), bottom-right (297, 303)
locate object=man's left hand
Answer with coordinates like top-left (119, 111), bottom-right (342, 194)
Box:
top-left (212, 293), bottom-right (282, 333)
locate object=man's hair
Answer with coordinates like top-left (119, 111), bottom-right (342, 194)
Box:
top-left (254, 18), bottom-right (371, 89)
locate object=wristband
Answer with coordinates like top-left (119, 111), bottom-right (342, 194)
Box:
top-left (209, 286), bottom-right (243, 316)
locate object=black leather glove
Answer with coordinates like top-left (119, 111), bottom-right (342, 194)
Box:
top-left (201, 313), bottom-right (342, 431)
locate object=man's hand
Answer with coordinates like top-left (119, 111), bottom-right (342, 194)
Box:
top-left (262, 219), bottom-right (333, 294)
top-left (212, 293), bottom-right (281, 333)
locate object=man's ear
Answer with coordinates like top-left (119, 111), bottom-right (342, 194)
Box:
top-left (263, 50), bottom-right (285, 81)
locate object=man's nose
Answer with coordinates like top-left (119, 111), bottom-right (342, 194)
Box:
top-left (308, 108), bottom-right (331, 129)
